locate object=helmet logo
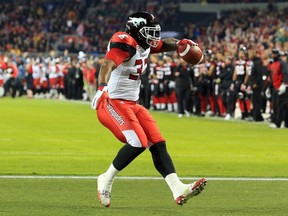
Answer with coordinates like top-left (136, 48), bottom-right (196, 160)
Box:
top-left (128, 17), bottom-right (147, 27)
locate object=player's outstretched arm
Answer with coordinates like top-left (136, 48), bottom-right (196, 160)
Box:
top-left (152, 38), bottom-right (198, 54)
top-left (151, 38), bottom-right (178, 53)
top-left (161, 38), bottom-right (179, 52)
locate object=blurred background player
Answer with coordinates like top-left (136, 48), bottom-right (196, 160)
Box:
top-left (174, 58), bottom-right (193, 117)
top-left (211, 52), bottom-right (226, 117)
top-left (221, 56), bottom-right (234, 120)
top-left (151, 56), bottom-right (166, 110)
top-left (0, 58), bottom-right (4, 97)
top-left (3, 57), bottom-right (19, 98)
top-left (268, 48), bottom-right (288, 128)
top-left (248, 48), bottom-right (265, 122)
top-left (163, 54), bottom-right (177, 113)
top-left (82, 59), bottom-right (97, 101)
top-left (199, 49), bottom-right (216, 116)
top-left (230, 47), bottom-right (251, 120)
top-left (191, 59), bottom-right (202, 116)
top-left (47, 59), bottom-right (59, 99)
top-left (139, 54), bottom-right (153, 109)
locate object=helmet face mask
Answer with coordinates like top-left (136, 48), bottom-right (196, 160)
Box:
top-left (139, 24), bottom-right (161, 48)
top-left (125, 11), bottom-right (161, 49)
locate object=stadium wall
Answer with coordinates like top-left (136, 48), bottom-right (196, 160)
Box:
top-left (179, 2), bottom-right (288, 13)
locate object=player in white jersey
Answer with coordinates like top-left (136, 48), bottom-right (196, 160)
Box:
top-left (91, 11), bottom-right (206, 207)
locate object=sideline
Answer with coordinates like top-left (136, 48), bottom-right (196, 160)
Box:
top-left (0, 175), bottom-right (287, 181)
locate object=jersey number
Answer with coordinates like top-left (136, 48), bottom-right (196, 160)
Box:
top-left (129, 59), bottom-right (147, 80)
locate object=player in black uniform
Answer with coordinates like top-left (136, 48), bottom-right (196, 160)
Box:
top-left (152, 56), bottom-right (166, 110)
top-left (199, 49), bottom-right (216, 116)
top-left (212, 52), bottom-right (226, 117)
top-left (174, 58), bottom-right (193, 117)
top-left (230, 47), bottom-right (251, 120)
top-left (248, 48), bottom-right (264, 122)
top-left (221, 56), bottom-right (234, 120)
top-left (163, 55), bottom-right (177, 112)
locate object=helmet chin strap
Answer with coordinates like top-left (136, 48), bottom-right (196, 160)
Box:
top-left (146, 37), bottom-right (160, 48)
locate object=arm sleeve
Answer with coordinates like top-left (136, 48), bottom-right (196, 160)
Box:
top-left (105, 48), bottom-right (131, 67)
top-left (150, 40), bottom-right (164, 54)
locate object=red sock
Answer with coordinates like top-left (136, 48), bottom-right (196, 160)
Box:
top-left (153, 96), bottom-right (160, 105)
top-left (245, 99), bottom-right (251, 113)
top-left (217, 96), bottom-right (226, 115)
top-left (209, 95), bottom-right (216, 113)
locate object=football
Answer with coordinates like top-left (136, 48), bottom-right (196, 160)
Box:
top-left (177, 42), bottom-right (204, 65)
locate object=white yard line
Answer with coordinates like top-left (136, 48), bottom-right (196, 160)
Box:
top-left (0, 175), bottom-right (287, 181)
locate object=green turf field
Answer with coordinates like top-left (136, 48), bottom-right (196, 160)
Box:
top-left (0, 97), bottom-right (288, 215)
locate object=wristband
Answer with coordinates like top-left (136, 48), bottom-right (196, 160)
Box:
top-left (98, 83), bottom-right (107, 90)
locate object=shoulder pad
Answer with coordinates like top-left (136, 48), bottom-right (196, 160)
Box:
top-left (110, 32), bottom-right (137, 48)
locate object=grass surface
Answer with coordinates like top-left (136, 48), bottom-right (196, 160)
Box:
top-left (0, 179), bottom-right (287, 216)
top-left (0, 97), bottom-right (288, 215)
top-left (0, 179), bottom-right (288, 216)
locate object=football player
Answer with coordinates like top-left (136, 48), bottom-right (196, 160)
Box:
top-left (0, 56), bottom-right (6, 96)
top-left (248, 48), bottom-right (264, 122)
top-left (3, 57), bottom-right (19, 98)
top-left (199, 49), bottom-right (216, 116)
top-left (191, 60), bottom-right (202, 115)
top-left (211, 52), bottom-right (226, 117)
top-left (163, 55), bottom-right (177, 113)
top-left (230, 47), bottom-right (251, 119)
top-left (91, 11), bottom-right (206, 207)
top-left (268, 48), bottom-right (288, 128)
top-left (152, 57), bottom-right (166, 110)
top-left (174, 58), bottom-right (193, 117)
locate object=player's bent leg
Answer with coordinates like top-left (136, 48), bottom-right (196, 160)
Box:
top-left (113, 144), bottom-right (146, 171)
top-left (149, 142), bottom-right (207, 205)
top-left (149, 142), bottom-right (175, 177)
top-left (149, 142), bottom-right (186, 199)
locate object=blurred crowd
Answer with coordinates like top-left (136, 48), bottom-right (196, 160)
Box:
top-left (183, 5), bottom-right (288, 58)
top-left (0, 0), bottom-right (288, 128)
top-left (0, 0), bottom-right (179, 54)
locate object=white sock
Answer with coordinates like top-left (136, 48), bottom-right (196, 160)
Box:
top-left (167, 103), bottom-right (173, 112)
top-left (103, 163), bottom-right (119, 181)
top-left (99, 164), bottom-right (120, 192)
top-left (156, 103), bottom-right (160, 110)
top-left (173, 103), bottom-right (178, 112)
top-left (165, 173), bottom-right (187, 199)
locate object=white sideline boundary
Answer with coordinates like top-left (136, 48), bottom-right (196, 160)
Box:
top-left (0, 175), bottom-right (288, 181)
